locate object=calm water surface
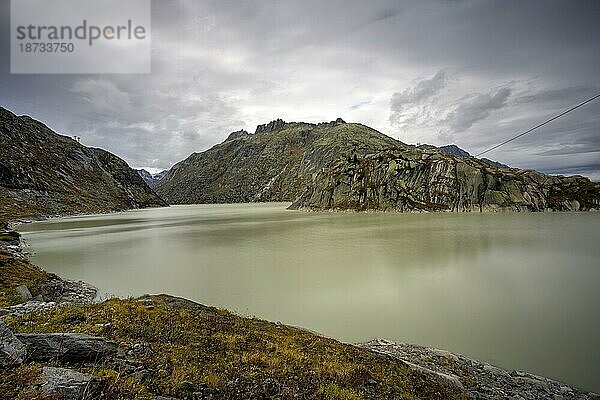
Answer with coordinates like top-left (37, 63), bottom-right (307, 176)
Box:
top-left (18, 204), bottom-right (600, 392)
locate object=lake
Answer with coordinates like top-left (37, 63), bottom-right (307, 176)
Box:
top-left (17, 203), bottom-right (600, 392)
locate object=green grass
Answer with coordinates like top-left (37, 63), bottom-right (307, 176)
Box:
top-left (2, 294), bottom-right (466, 399)
top-left (0, 249), bottom-right (50, 307)
top-left (318, 383), bottom-right (364, 400)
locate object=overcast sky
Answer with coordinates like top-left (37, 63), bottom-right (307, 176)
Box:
top-left (1, 0), bottom-right (599, 179)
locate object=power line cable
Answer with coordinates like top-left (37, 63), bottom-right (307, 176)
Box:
top-left (475, 93), bottom-right (600, 157)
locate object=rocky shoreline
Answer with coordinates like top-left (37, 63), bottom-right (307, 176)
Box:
top-left (360, 340), bottom-right (599, 400)
top-left (1, 223), bottom-right (599, 399)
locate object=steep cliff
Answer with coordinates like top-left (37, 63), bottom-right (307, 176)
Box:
top-left (0, 107), bottom-right (167, 221)
top-left (290, 147), bottom-right (600, 212)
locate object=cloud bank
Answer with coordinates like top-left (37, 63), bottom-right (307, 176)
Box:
top-left (0, 0), bottom-right (598, 179)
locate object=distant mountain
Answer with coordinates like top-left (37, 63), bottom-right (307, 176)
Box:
top-left (157, 118), bottom-right (599, 212)
top-left (439, 144), bottom-right (471, 158)
top-left (137, 169), bottom-right (167, 189)
top-left (439, 144), bottom-right (509, 168)
top-left (0, 107), bottom-right (167, 221)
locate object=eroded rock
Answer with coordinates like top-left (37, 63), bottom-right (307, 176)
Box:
top-left (37, 366), bottom-right (97, 400)
top-left (15, 284), bottom-right (32, 301)
top-left (0, 320), bottom-right (26, 367)
top-left (40, 278), bottom-right (97, 304)
top-left (16, 333), bottom-right (118, 363)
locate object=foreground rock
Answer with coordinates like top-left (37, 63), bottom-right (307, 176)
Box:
top-left (360, 339), bottom-right (600, 400)
top-left (14, 284), bottom-right (32, 301)
top-left (40, 277), bottom-right (98, 304)
top-left (36, 366), bottom-right (97, 400)
top-left (0, 321), bottom-right (26, 367)
top-left (16, 333), bottom-right (118, 363)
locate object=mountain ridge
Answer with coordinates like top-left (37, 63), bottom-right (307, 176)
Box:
top-left (157, 118), bottom-right (600, 212)
top-left (0, 107), bottom-right (167, 221)
top-left (137, 169), bottom-right (167, 189)
top-left (155, 118), bottom-right (404, 204)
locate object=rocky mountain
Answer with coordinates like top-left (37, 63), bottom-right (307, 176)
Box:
top-left (0, 107), bottom-right (167, 221)
top-left (291, 146), bottom-right (600, 212)
top-left (157, 118), bottom-right (599, 212)
top-left (137, 169), bottom-right (167, 189)
top-left (156, 118), bottom-right (403, 204)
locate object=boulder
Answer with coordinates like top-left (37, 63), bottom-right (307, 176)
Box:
top-left (40, 278), bottom-right (97, 304)
top-left (402, 360), bottom-right (466, 394)
top-left (0, 320), bottom-right (26, 367)
top-left (16, 333), bottom-right (117, 363)
top-left (37, 366), bottom-right (97, 400)
top-left (15, 285), bottom-right (32, 301)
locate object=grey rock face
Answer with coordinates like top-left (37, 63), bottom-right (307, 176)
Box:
top-left (481, 157), bottom-right (509, 169)
top-left (402, 359), bottom-right (466, 396)
top-left (37, 367), bottom-right (97, 400)
top-left (439, 144), bottom-right (471, 158)
top-left (0, 321), bottom-right (26, 367)
top-left (15, 284), bottom-right (32, 301)
top-left (439, 144), bottom-right (509, 168)
top-left (290, 148), bottom-right (600, 212)
top-left (16, 333), bottom-right (118, 363)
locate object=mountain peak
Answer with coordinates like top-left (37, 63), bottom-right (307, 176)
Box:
top-left (438, 144), bottom-right (509, 168)
top-left (225, 129), bottom-right (250, 141)
top-left (255, 119), bottom-right (286, 134)
top-left (439, 144), bottom-right (471, 157)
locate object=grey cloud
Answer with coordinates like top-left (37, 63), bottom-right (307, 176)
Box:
top-left (350, 100), bottom-right (371, 110)
top-left (59, 76), bottom-right (246, 169)
top-left (0, 0), bottom-right (599, 180)
top-left (446, 87), bottom-right (512, 133)
top-left (513, 86), bottom-right (595, 106)
top-left (389, 71), bottom-right (447, 126)
top-left (538, 147), bottom-right (600, 157)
